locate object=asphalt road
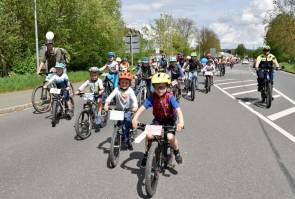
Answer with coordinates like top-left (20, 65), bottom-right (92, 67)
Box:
top-left (1, 63), bottom-right (295, 199)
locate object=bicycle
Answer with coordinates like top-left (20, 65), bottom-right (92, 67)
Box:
top-left (260, 68), bottom-right (274, 108)
top-left (75, 92), bottom-right (108, 139)
top-left (108, 109), bottom-right (137, 168)
top-left (50, 88), bottom-right (74, 127)
top-left (184, 71), bottom-right (196, 101)
top-left (135, 77), bottom-right (149, 106)
top-left (170, 79), bottom-right (184, 102)
top-left (219, 64), bottom-right (225, 76)
top-left (138, 123), bottom-right (177, 197)
top-left (32, 72), bottom-right (74, 113)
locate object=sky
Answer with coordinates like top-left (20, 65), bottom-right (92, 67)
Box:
top-left (121, 0), bottom-right (275, 49)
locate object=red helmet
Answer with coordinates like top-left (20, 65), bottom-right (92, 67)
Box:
top-left (119, 71), bottom-right (133, 81)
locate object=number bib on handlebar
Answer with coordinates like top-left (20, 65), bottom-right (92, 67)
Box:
top-left (144, 125), bottom-right (162, 136)
top-left (83, 93), bottom-right (95, 101)
top-left (109, 110), bottom-right (124, 121)
top-left (50, 88), bottom-right (61, 94)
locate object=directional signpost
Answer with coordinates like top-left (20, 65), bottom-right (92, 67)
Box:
top-left (124, 32), bottom-right (140, 67)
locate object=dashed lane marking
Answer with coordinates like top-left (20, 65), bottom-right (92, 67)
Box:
top-left (223, 83), bottom-right (257, 90)
top-left (215, 80), bottom-right (255, 86)
top-left (232, 89), bottom-right (257, 96)
top-left (268, 107), bottom-right (295, 121)
top-left (214, 84), bottom-right (295, 143)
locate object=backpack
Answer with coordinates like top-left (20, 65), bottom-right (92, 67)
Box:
top-left (54, 47), bottom-right (71, 64)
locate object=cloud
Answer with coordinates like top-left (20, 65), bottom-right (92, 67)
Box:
top-left (209, 0), bottom-right (274, 49)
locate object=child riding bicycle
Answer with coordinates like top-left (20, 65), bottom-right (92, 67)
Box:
top-left (132, 73), bottom-right (185, 167)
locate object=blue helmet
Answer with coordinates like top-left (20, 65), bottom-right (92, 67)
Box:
top-left (200, 57), bottom-right (208, 64)
top-left (55, 62), bottom-right (65, 69)
top-left (107, 52), bottom-right (116, 58)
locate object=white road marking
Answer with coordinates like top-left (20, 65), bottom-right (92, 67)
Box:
top-left (268, 107), bottom-right (295, 121)
top-left (223, 83), bottom-right (257, 90)
top-left (215, 84), bottom-right (295, 144)
top-left (273, 88), bottom-right (295, 105)
top-left (134, 131), bottom-right (146, 143)
top-left (214, 79), bottom-right (236, 82)
top-left (215, 80), bottom-right (255, 86)
top-left (245, 102), bottom-right (252, 105)
top-left (232, 89), bottom-right (257, 96)
top-left (273, 94), bottom-right (281, 99)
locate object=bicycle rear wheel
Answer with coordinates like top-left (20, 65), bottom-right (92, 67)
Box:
top-left (32, 86), bottom-right (51, 113)
top-left (145, 142), bottom-right (160, 197)
top-left (75, 110), bottom-right (91, 139)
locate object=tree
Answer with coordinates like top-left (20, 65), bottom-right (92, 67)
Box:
top-left (198, 27), bottom-right (221, 56)
top-left (265, 12), bottom-right (295, 61)
top-left (235, 44), bottom-right (247, 58)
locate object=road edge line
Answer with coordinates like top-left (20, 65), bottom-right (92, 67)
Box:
top-left (0, 103), bottom-right (32, 115)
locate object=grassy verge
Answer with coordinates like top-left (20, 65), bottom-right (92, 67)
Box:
top-left (280, 62), bottom-right (295, 73)
top-left (0, 71), bottom-right (89, 93)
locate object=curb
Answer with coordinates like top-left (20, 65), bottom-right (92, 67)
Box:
top-left (281, 69), bottom-right (295, 74)
top-left (0, 103), bottom-right (32, 115)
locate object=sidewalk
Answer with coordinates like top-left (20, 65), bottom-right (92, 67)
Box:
top-left (0, 83), bottom-right (81, 115)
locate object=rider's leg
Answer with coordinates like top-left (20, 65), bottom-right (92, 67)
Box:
top-left (167, 133), bottom-right (182, 164)
top-left (194, 71), bottom-right (198, 89)
top-left (257, 70), bottom-right (264, 91)
top-left (113, 73), bottom-right (119, 88)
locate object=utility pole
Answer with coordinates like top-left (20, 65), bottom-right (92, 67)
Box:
top-left (34, 0), bottom-right (39, 69)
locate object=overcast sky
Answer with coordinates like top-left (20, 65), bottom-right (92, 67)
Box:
top-left (121, 0), bottom-right (275, 49)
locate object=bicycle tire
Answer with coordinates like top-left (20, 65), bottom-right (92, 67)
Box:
top-left (75, 110), bottom-right (91, 139)
top-left (31, 86), bottom-right (51, 113)
top-left (51, 100), bottom-right (59, 127)
top-left (266, 82), bottom-right (272, 108)
top-left (190, 80), bottom-right (195, 101)
top-left (145, 142), bottom-right (160, 197)
top-left (109, 127), bottom-right (121, 168)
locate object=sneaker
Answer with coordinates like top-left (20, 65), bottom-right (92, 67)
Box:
top-left (66, 109), bottom-right (74, 120)
top-left (141, 154), bottom-right (147, 168)
top-left (175, 153), bottom-right (183, 164)
top-left (187, 91), bottom-right (191, 96)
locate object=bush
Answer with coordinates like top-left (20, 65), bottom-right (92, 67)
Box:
top-left (12, 55), bottom-right (36, 74)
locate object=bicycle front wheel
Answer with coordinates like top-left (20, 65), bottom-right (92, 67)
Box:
top-left (31, 86), bottom-right (51, 113)
top-left (145, 142), bottom-right (160, 197)
top-left (75, 110), bottom-right (91, 139)
top-left (109, 127), bottom-right (121, 168)
top-left (266, 82), bottom-right (272, 108)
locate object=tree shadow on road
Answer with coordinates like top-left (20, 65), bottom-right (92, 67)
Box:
top-left (120, 151), bottom-right (149, 199)
top-left (257, 118), bottom-right (295, 196)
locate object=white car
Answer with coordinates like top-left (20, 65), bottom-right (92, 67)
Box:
top-left (242, 59), bottom-right (249, 64)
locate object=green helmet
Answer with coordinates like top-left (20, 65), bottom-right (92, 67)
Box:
top-left (262, 45), bottom-right (271, 51)
top-left (191, 52), bottom-right (198, 57)
top-left (169, 56), bottom-right (177, 62)
top-left (142, 57), bottom-right (149, 64)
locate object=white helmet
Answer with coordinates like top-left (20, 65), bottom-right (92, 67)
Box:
top-left (46, 31), bottom-right (54, 40)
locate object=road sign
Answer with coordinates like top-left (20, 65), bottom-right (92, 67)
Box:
top-left (210, 48), bottom-right (217, 57)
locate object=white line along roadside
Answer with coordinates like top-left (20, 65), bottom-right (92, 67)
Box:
top-left (215, 80), bottom-right (255, 86)
top-left (214, 84), bottom-right (295, 144)
top-left (268, 107), bottom-right (295, 121)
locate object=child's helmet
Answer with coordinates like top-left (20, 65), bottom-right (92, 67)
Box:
top-left (119, 71), bottom-right (133, 81)
top-left (151, 73), bottom-right (171, 84)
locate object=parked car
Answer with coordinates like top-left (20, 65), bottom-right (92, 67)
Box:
top-left (242, 59), bottom-right (249, 64)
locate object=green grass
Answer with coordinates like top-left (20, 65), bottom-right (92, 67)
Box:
top-left (280, 62), bottom-right (295, 73)
top-left (0, 71), bottom-right (89, 93)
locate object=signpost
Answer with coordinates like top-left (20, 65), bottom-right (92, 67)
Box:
top-left (124, 33), bottom-right (140, 67)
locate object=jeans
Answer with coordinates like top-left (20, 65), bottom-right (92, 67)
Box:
top-left (257, 69), bottom-right (274, 89)
top-left (122, 111), bottom-right (132, 143)
top-left (107, 72), bottom-right (119, 88)
top-left (187, 71), bottom-right (198, 89)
